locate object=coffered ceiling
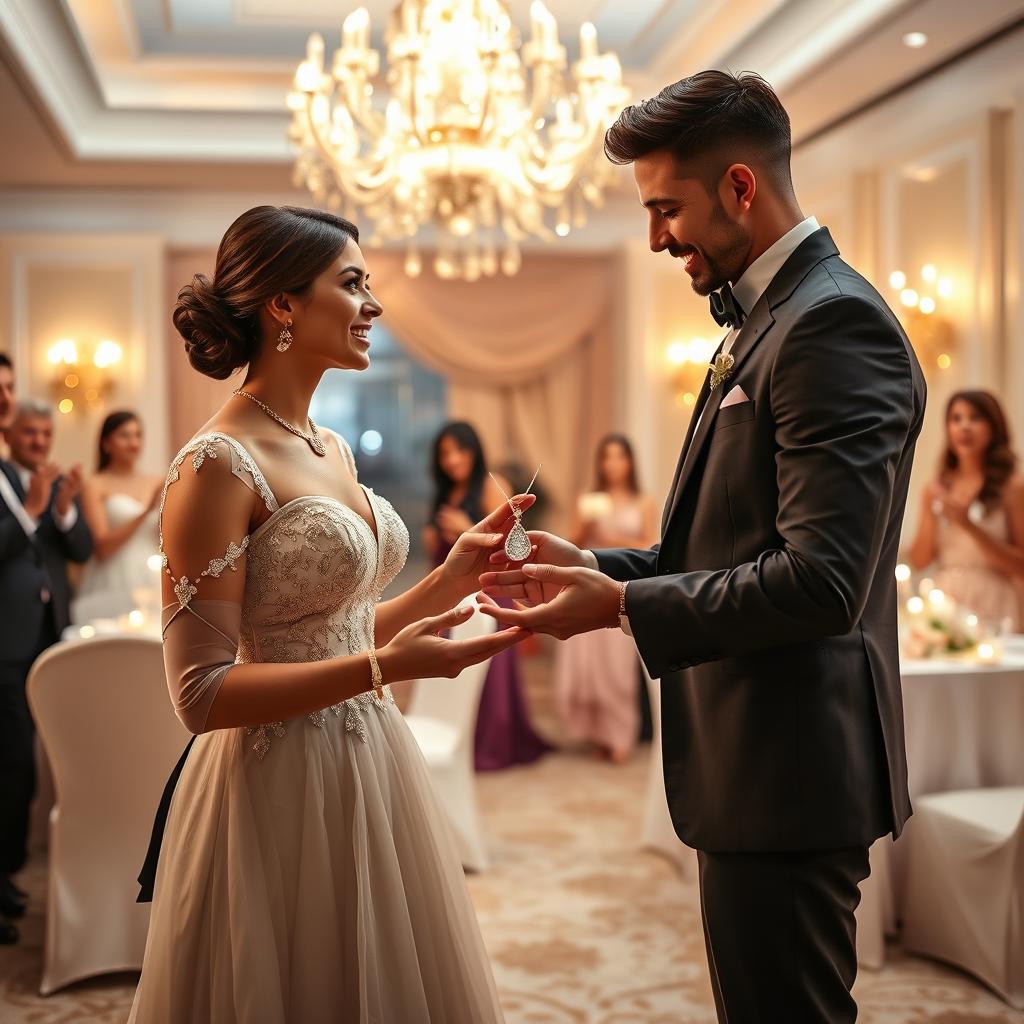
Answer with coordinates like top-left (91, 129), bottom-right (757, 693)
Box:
top-left (1, 0), bottom-right (1022, 175)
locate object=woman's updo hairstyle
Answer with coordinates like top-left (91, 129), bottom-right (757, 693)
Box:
top-left (172, 206), bottom-right (359, 379)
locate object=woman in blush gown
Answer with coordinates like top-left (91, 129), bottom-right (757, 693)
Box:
top-left (128, 206), bottom-right (533, 1023)
top-left (906, 389), bottom-right (1024, 631)
top-left (422, 421), bottom-right (549, 771)
top-left (554, 434), bottom-right (657, 762)
top-left (73, 411), bottom-right (163, 622)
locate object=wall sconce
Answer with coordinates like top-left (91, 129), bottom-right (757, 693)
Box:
top-left (887, 265), bottom-right (956, 372)
top-left (47, 338), bottom-right (123, 415)
top-left (667, 337), bottom-right (718, 408)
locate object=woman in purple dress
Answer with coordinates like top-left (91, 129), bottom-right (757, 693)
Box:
top-left (422, 422), bottom-right (549, 771)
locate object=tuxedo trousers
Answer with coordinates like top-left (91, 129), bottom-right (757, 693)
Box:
top-left (697, 845), bottom-right (870, 1024)
top-left (0, 609), bottom-right (57, 876)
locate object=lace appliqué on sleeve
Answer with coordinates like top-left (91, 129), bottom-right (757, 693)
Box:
top-left (159, 434), bottom-right (276, 612)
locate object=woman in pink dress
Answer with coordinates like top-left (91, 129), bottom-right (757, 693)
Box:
top-left (554, 434), bottom-right (656, 762)
top-left (907, 389), bottom-right (1024, 631)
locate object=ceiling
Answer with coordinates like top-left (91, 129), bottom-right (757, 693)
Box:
top-left (0, 0), bottom-right (1022, 186)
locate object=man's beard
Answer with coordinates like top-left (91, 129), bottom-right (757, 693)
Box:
top-left (690, 202), bottom-right (748, 296)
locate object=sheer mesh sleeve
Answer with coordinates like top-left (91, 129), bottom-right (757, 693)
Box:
top-left (157, 434), bottom-right (276, 734)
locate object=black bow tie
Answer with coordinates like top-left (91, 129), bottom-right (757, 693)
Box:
top-left (709, 284), bottom-right (745, 329)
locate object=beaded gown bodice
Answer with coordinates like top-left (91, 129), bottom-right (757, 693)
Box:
top-left (159, 431), bottom-right (409, 757)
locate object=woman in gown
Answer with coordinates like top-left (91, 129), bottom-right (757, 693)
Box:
top-left (906, 389), bottom-right (1024, 630)
top-left (128, 206), bottom-right (534, 1023)
top-left (553, 434), bottom-right (656, 761)
top-left (422, 421), bottom-right (549, 771)
top-left (73, 411), bottom-right (163, 622)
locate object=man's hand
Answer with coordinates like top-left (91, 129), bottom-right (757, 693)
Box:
top-left (54, 464), bottom-right (83, 518)
top-left (478, 563), bottom-right (621, 639)
top-left (488, 529), bottom-right (591, 570)
top-left (23, 462), bottom-right (60, 519)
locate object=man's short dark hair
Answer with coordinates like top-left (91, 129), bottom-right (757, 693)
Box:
top-left (604, 70), bottom-right (793, 191)
top-left (0, 353), bottom-right (12, 371)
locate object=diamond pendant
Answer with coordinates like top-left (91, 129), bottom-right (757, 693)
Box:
top-left (504, 519), bottom-right (532, 561)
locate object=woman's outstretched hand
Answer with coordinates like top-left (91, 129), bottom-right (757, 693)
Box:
top-left (376, 604), bottom-right (530, 682)
top-left (440, 493), bottom-right (537, 594)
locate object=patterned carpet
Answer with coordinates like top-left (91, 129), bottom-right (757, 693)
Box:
top-left (0, 651), bottom-right (1019, 1022)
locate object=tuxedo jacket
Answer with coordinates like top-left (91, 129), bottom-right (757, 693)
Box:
top-left (0, 460), bottom-right (93, 664)
top-left (596, 229), bottom-right (926, 853)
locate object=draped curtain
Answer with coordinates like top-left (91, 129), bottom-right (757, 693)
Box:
top-left (371, 251), bottom-right (614, 530)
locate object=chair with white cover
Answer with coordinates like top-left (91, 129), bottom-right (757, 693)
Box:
top-left (404, 602), bottom-right (496, 872)
top-left (901, 787), bottom-right (1024, 1009)
top-left (26, 634), bottom-right (190, 994)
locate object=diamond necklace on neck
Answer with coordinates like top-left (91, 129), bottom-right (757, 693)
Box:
top-left (233, 389), bottom-right (327, 457)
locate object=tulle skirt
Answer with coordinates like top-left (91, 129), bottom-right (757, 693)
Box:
top-left (128, 701), bottom-right (503, 1023)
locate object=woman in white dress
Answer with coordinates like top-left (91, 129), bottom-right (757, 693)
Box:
top-left (74, 412), bottom-right (163, 622)
top-left (128, 206), bottom-right (532, 1023)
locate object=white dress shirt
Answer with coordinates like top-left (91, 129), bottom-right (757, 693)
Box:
top-left (610, 216), bottom-right (822, 635)
top-left (1, 460), bottom-right (79, 537)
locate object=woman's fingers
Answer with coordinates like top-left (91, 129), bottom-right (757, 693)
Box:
top-left (478, 493), bottom-right (537, 532)
top-left (452, 626), bottom-right (530, 663)
top-left (416, 604), bottom-right (475, 635)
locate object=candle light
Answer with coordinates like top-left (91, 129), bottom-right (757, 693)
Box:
top-left (977, 642), bottom-right (996, 662)
top-left (907, 596), bottom-right (925, 615)
top-left (128, 609), bottom-right (145, 629)
top-left (579, 22), bottom-right (598, 60)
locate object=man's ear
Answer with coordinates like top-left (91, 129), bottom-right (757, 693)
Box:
top-left (722, 164), bottom-right (756, 213)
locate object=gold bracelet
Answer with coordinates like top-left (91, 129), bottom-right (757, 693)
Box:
top-left (367, 648), bottom-right (385, 703)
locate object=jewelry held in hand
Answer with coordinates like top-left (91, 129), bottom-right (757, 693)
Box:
top-left (490, 465), bottom-right (541, 562)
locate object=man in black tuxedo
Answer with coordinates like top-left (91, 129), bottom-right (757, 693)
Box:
top-left (480, 72), bottom-right (925, 1021)
top-left (0, 389), bottom-right (92, 943)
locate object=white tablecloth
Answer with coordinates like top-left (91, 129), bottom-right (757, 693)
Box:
top-left (857, 648), bottom-right (1024, 967)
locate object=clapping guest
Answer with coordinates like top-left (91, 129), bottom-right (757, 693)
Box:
top-left (554, 435), bottom-right (656, 761)
top-left (75, 411), bottom-right (163, 622)
top-left (906, 389), bottom-right (1024, 630)
top-left (0, 397), bottom-right (93, 944)
top-left (423, 421), bottom-right (549, 770)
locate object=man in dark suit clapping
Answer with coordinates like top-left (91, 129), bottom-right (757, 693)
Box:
top-left (0, 382), bottom-right (93, 944)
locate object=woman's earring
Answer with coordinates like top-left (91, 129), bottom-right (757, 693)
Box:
top-left (276, 319), bottom-right (294, 353)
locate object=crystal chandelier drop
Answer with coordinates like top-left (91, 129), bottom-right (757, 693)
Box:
top-left (288, 1), bottom-right (629, 280)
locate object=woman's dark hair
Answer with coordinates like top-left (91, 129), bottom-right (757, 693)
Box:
top-left (97, 410), bottom-right (140, 471)
top-left (941, 390), bottom-right (1017, 508)
top-left (172, 206), bottom-right (359, 379)
top-left (593, 433), bottom-right (640, 494)
top-left (0, 352), bottom-right (12, 370)
top-left (431, 421), bottom-right (488, 521)
top-left (604, 70), bottom-right (793, 193)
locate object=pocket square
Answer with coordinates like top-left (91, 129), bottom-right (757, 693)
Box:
top-left (720, 384), bottom-right (750, 408)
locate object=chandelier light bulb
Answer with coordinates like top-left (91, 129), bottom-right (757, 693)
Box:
top-left (921, 263), bottom-right (937, 283)
top-left (918, 296), bottom-right (936, 315)
top-left (937, 277), bottom-right (954, 298)
top-left (888, 270), bottom-right (906, 290)
top-left (900, 288), bottom-right (919, 308)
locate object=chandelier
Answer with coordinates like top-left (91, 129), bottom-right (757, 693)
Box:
top-left (288, 1), bottom-right (629, 279)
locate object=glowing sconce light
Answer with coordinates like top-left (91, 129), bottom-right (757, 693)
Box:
top-left (46, 337), bottom-right (123, 414)
top-left (887, 265), bottom-right (956, 373)
top-left (93, 340), bottom-right (123, 369)
top-left (668, 337), bottom-right (717, 408)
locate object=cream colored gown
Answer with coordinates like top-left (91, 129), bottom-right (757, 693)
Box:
top-left (127, 432), bottom-right (504, 1023)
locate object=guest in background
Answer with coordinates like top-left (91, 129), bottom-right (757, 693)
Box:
top-left (75, 411), bottom-right (163, 622)
top-left (0, 398), bottom-right (93, 944)
top-left (423, 421), bottom-right (549, 771)
top-left (907, 389), bottom-right (1024, 630)
top-left (554, 434), bottom-right (656, 761)
top-left (0, 354), bottom-right (13, 460)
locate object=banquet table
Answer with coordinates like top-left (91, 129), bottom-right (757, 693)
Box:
top-left (856, 646), bottom-right (1024, 967)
